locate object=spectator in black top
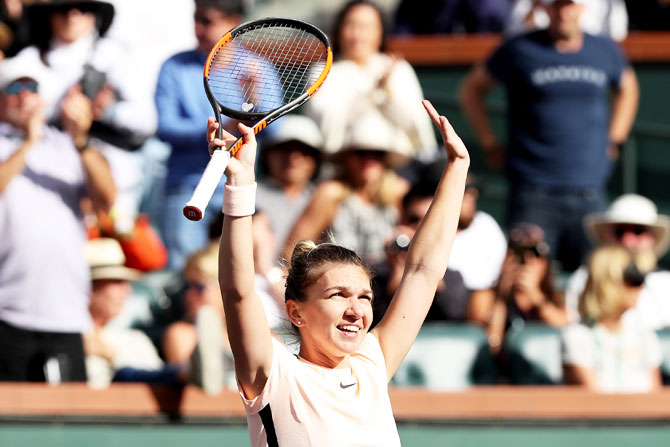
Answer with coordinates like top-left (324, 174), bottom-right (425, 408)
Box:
top-left (371, 165), bottom-right (469, 327)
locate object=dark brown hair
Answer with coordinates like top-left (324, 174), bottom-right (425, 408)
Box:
top-left (284, 240), bottom-right (372, 303)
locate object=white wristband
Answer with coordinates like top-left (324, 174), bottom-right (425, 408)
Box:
top-left (223, 182), bottom-right (257, 217)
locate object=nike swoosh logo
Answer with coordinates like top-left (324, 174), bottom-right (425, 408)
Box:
top-left (340, 381), bottom-right (356, 389)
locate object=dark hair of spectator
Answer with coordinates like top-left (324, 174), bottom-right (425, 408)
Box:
top-left (402, 174), bottom-right (438, 210)
top-left (195, 0), bottom-right (246, 17)
top-left (331, 0), bottom-right (388, 57)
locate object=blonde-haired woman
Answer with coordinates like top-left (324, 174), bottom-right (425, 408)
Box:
top-left (562, 245), bottom-right (663, 393)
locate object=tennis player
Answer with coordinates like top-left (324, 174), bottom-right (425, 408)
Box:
top-left (211, 99), bottom-right (469, 446)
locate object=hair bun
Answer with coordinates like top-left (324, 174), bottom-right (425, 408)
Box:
top-left (291, 240), bottom-right (317, 261)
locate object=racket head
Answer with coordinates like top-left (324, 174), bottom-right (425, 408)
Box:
top-left (203, 17), bottom-right (332, 123)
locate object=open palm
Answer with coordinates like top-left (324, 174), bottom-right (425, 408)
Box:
top-left (422, 100), bottom-right (469, 162)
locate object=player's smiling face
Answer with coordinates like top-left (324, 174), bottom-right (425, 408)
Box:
top-left (292, 263), bottom-right (373, 368)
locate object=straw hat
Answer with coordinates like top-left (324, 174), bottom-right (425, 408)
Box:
top-left (85, 238), bottom-right (141, 282)
top-left (184, 243), bottom-right (219, 281)
top-left (584, 194), bottom-right (670, 257)
top-left (325, 111), bottom-right (412, 169)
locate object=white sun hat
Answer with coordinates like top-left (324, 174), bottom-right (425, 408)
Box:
top-left (584, 194), bottom-right (670, 257)
top-left (326, 110), bottom-right (413, 169)
top-left (0, 56), bottom-right (43, 90)
top-left (262, 114), bottom-right (324, 152)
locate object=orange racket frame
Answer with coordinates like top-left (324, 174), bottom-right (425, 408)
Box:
top-left (183, 18), bottom-right (332, 221)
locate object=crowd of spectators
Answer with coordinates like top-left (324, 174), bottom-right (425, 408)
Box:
top-left (1, 0), bottom-right (669, 394)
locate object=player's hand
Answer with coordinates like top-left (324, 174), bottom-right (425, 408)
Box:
top-left (422, 100), bottom-right (469, 163)
top-left (207, 117), bottom-right (257, 185)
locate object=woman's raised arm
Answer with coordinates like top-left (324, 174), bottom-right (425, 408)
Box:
top-left (371, 100), bottom-right (470, 380)
top-left (213, 118), bottom-right (274, 399)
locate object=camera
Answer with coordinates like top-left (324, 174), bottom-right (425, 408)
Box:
top-left (508, 223), bottom-right (550, 264)
top-left (386, 234), bottom-right (410, 255)
top-left (511, 243), bottom-right (545, 264)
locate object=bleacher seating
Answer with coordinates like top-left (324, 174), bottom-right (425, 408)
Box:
top-left (392, 323), bottom-right (498, 390)
top-left (657, 328), bottom-right (670, 385)
top-left (501, 321), bottom-right (563, 385)
top-left (108, 269), bottom-right (183, 353)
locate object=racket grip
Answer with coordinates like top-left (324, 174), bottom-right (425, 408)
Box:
top-left (183, 150), bottom-right (232, 221)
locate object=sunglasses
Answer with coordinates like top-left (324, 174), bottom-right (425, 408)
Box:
top-left (405, 214), bottom-right (423, 225)
top-left (4, 80), bottom-right (38, 96)
top-left (614, 224), bottom-right (650, 238)
top-left (350, 149), bottom-right (385, 159)
top-left (194, 14), bottom-right (215, 26)
top-left (185, 281), bottom-right (209, 293)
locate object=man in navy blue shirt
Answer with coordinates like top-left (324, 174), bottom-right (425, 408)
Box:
top-left (459, 0), bottom-right (639, 271)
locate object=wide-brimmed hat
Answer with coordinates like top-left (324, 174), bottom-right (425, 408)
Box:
top-left (28, 0), bottom-right (115, 40)
top-left (325, 111), bottom-right (412, 169)
top-left (85, 238), bottom-right (141, 282)
top-left (584, 194), bottom-right (670, 257)
top-left (184, 243), bottom-right (219, 281)
top-left (262, 115), bottom-right (324, 153)
top-left (0, 56), bottom-right (43, 90)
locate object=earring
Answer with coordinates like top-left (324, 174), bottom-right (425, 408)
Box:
top-left (297, 320), bottom-right (302, 326)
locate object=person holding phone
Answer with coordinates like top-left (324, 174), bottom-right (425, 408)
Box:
top-left (483, 223), bottom-right (570, 355)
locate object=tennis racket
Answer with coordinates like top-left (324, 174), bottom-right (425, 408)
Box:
top-left (183, 17), bottom-right (333, 221)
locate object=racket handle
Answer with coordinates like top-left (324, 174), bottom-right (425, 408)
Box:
top-left (183, 150), bottom-right (232, 221)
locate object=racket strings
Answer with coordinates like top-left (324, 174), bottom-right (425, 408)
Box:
top-left (244, 25), bottom-right (304, 104)
top-left (237, 23), bottom-right (324, 103)
top-left (208, 21), bottom-right (328, 114)
top-left (277, 31), bottom-right (325, 101)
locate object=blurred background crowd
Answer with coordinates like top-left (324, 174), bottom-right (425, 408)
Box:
top-left (2, 0), bottom-right (670, 395)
